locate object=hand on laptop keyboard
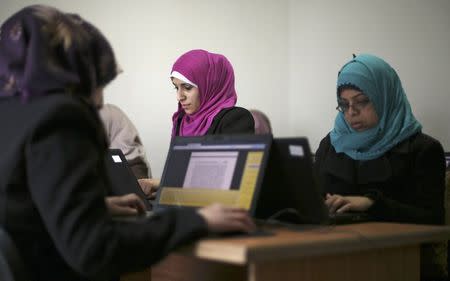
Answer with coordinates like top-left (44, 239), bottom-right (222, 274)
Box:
top-left (197, 203), bottom-right (256, 234)
top-left (138, 178), bottom-right (160, 199)
top-left (325, 193), bottom-right (374, 214)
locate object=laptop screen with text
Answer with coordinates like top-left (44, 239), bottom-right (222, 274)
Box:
top-left (155, 135), bottom-right (272, 215)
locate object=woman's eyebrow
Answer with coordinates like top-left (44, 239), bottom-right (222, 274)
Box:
top-left (352, 93), bottom-right (365, 99)
top-left (340, 93), bottom-right (365, 101)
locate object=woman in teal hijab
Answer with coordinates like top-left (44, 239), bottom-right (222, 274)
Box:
top-left (314, 54), bottom-right (445, 226)
top-left (331, 54), bottom-right (422, 160)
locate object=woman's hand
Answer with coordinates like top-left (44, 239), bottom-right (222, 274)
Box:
top-left (105, 193), bottom-right (146, 216)
top-left (138, 178), bottom-right (160, 199)
top-left (197, 203), bottom-right (256, 233)
top-left (325, 193), bottom-right (373, 214)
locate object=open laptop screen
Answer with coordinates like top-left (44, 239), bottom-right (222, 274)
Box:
top-left (156, 135), bottom-right (271, 214)
top-left (256, 137), bottom-right (369, 225)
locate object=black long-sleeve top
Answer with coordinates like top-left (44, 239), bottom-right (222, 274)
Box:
top-left (314, 133), bottom-right (445, 225)
top-left (175, 106), bottom-right (255, 136)
top-left (0, 95), bottom-right (208, 281)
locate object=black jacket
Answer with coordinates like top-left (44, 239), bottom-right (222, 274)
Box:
top-left (175, 106), bottom-right (255, 136)
top-left (0, 95), bottom-right (208, 281)
top-left (314, 133), bottom-right (445, 225)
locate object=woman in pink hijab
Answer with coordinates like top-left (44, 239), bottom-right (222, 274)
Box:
top-left (139, 50), bottom-right (255, 196)
top-left (170, 49), bottom-right (254, 136)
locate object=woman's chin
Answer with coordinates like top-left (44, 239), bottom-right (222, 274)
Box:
top-left (184, 109), bottom-right (198, 115)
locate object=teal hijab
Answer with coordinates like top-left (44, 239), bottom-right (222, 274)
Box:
top-left (330, 54), bottom-right (422, 160)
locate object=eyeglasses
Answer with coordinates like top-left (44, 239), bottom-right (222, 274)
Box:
top-left (336, 98), bottom-right (371, 113)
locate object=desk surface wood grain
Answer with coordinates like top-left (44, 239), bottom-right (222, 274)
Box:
top-left (179, 222), bottom-right (450, 264)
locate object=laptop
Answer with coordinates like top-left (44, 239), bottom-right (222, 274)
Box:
top-left (154, 134), bottom-right (272, 215)
top-left (105, 149), bottom-right (152, 211)
top-left (255, 137), bottom-right (369, 225)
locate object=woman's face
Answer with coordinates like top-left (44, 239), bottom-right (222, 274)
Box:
top-left (172, 77), bottom-right (201, 115)
top-left (338, 89), bottom-right (379, 132)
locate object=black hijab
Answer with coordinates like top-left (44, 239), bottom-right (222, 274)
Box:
top-left (0, 5), bottom-right (118, 101)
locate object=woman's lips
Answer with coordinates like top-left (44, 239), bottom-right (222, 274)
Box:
top-left (351, 122), bottom-right (364, 130)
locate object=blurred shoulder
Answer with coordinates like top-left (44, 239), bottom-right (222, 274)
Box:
top-left (409, 132), bottom-right (443, 150)
top-left (219, 106), bottom-right (253, 120)
top-left (0, 94), bottom-right (96, 124)
top-left (30, 94), bottom-right (98, 125)
top-left (0, 94), bottom-right (103, 145)
top-left (99, 103), bottom-right (123, 114)
top-left (209, 106), bottom-right (254, 135)
top-left (318, 133), bottom-right (332, 148)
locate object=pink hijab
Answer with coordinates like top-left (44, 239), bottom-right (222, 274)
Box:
top-left (171, 49), bottom-right (237, 136)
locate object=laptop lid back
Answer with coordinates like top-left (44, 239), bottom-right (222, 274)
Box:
top-left (105, 149), bottom-right (152, 210)
top-left (256, 137), bottom-right (328, 224)
top-left (155, 134), bottom-right (272, 215)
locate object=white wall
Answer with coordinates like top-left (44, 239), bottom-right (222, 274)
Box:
top-left (1, 1), bottom-right (450, 177)
top-left (0, 0), bottom-right (289, 177)
top-left (289, 0), bottom-right (450, 153)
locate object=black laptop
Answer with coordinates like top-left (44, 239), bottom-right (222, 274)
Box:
top-left (445, 152), bottom-right (450, 171)
top-left (105, 149), bottom-right (152, 210)
top-left (255, 137), bottom-right (370, 225)
top-left (154, 134), bottom-right (272, 215)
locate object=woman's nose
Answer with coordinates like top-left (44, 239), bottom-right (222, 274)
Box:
top-left (346, 105), bottom-right (359, 116)
top-left (176, 90), bottom-right (185, 101)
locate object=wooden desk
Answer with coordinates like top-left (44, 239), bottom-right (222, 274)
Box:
top-left (123, 222), bottom-right (450, 281)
